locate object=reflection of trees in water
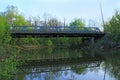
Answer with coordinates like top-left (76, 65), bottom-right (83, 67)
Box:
top-left (103, 51), bottom-right (120, 80)
top-left (17, 67), bottom-right (64, 80)
top-left (17, 49), bottom-right (120, 80)
top-left (3, 48), bottom-right (120, 80)
top-left (16, 57), bottom-right (102, 80)
top-left (72, 66), bottom-right (87, 75)
top-left (18, 48), bottom-right (100, 60)
top-left (16, 48), bottom-right (106, 80)
top-left (71, 61), bottom-right (102, 75)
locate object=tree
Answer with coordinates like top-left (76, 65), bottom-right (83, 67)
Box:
top-left (0, 5), bottom-right (33, 46)
top-left (0, 12), bottom-right (11, 44)
top-left (104, 11), bottom-right (120, 42)
top-left (5, 5), bottom-right (18, 25)
top-left (47, 17), bottom-right (62, 26)
top-left (13, 15), bottom-right (29, 26)
top-left (5, 5), bottom-right (29, 26)
top-left (0, 15), bottom-right (7, 43)
top-left (69, 18), bottom-right (85, 46)
top-left (69, 18), bottom-right (85, 27)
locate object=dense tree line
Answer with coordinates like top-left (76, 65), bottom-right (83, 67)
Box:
top-left (0, 5), bottom-right (86, 47)
top-left (0, 5), bottom-right (119, 58)
top-left (0, 5), bottom-right (120, 48)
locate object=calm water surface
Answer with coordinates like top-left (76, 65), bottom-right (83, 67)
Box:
top-left (14, 48), bottom-right (120, 80)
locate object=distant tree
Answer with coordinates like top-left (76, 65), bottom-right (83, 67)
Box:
top-left (31, 16), bottom-right (41, 26)
top-left (69, 18), bottom-right (85, 46)
top-left (5, 5), bottom-right (18, 25)
top-left (14, 15), bottom-right (29, 26)
top-left (5, 5), bottom-right (29, 26)
top-left (69, 18), bottom-right (85, 27)
top-left (47, 17), bottom-right (62, 26)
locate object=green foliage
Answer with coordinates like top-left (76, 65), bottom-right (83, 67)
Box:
top-left (0, 45), bottom-right (20, 80)
top-left (104, 11), bottom-right (120, 42)
top-left (70, 18), bottom-right (85, 27)
top-left (0, 5), bottom-right (30, 44)
top-left (0, 15), bottom-right (7, 42)
top-left (0, 14), bottom-right (11, 44)
top-left (5, 5), bottom-right (18, 23)
top-left (47, 39), bottom-right (53, 46)
top-left (69, 19), bottom-right (84, 46)
top-left (13, 15), bottom-right (29, 26)
top-left (0, 55), bottom-right (18, 80)
top-left (5, 5), bottom-right (29, 26)
top-left (47, 17), bottom-right (62, 26)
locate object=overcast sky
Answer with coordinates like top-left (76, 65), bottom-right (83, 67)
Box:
top-left (0, 0), bottom-right (120, 26)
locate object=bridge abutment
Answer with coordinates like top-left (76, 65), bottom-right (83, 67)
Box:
top-left (91, 37), bottom-right (95, 44)
top-left (82, 37), bottom-right (95, 44)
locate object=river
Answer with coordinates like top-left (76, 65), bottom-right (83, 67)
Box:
top-left (10, 47), bottom-right (120, 80)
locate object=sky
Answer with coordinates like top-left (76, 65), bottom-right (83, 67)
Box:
top-left (0, 0), bottom-right (120, 27)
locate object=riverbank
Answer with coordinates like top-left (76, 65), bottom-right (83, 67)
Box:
top-left (86, 35), bottom-right (120, 53)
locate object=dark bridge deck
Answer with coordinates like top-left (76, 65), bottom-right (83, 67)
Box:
top-left (10, 26), bottom-right (105, 38)
top-left (11, 32), bottom-right (105, 38)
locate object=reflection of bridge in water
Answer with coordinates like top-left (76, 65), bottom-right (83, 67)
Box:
top-left (17, 54), bottom-right (104, 74)
top-left (10, 26), bottom-right (105, 38)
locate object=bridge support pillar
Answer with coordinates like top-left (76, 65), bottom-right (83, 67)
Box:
top-left (82, 37), bottom-right (85, 43)
top-left (91, 37), bottom-right (94, 44)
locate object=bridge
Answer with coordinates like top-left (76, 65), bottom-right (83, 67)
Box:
top-left (10, 26), bottom-right (105, 38)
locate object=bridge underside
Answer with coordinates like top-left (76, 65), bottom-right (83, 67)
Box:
top-left (11, 32), bottom-right (105, 39)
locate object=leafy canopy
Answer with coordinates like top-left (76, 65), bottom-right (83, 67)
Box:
top-left (70, 19), bottom-right (85, 27)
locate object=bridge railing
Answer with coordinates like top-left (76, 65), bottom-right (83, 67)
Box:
top-left (10, 26), bottom-right (101, 33)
